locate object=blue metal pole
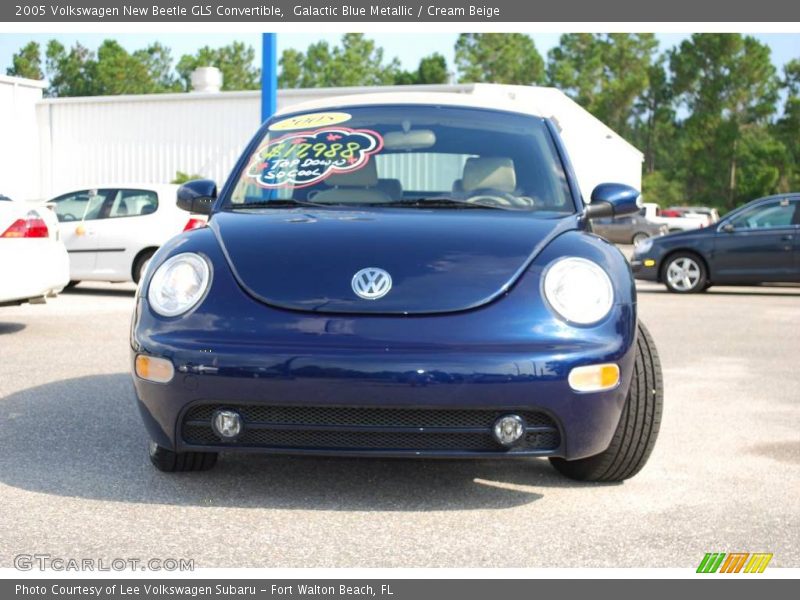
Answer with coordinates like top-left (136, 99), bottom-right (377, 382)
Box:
top-left (261, 33), bottom-right (277, 124)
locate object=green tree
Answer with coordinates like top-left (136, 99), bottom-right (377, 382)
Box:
top-left (45, 40), bottom-right (95, 97)
top-left (93, 40), bottom-right (157, 95)
top-left (299, 41), bottom-right (333, 87)
top-left (277, 34), bottom-right (400, 88)
top-left (670, 34), bottom-right (780, 208)
top-left (547, 34), bottom-right (604, 109)
top-left (393, 53), bottom-right (449, 86)
top-left (632, 60), bottom-right (677, 174)
top-left (6, 41), bottom-right (43, 79)
top-left (641, 170), bottom-right (685, 206)
top-left (548, 33), bottom-right (658, 136)
top-left (784, 58), bottom-right (800, 94)
top-left (733, 127), bottom-right (786, 201)
top-left (772, 59), bottom-right (800, 191)
top-left (325, 34), bottom-right (400, 87)
top-left (133, 42), bottom-right (180, 92)
top-left (176, 42), bottom-right (260, 91)
top-left (278, 48), bottom-right (304, 88)
top-left (41, 39), bottom-right (181, 96)
top-left (455, 33), bottom-right (544, 85)
top-left (416, 53), bottom-right (449, 84)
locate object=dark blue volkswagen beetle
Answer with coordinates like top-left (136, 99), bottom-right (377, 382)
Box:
top-left (131, 95), bottom-right (663, 481)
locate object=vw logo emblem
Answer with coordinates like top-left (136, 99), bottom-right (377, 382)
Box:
top-left (351, 267), bottom-right (392, 300)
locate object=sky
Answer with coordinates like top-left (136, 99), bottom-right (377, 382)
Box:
top-left (0, 32), bottom-right (797, 78)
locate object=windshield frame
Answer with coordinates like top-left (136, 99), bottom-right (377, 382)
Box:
top-left (216, 103), bottom-right (581, 216)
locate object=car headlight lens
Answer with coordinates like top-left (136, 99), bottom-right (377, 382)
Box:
top-left (635, 237), bottom-right (654, 254)
top-left (147, 253), bottom-right (210, 317)
top-left (543, 257), bottom-right (614, 325)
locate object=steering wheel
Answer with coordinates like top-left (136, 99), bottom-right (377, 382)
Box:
top-left (60, 213), bottom-right (77, 222)
top-left (465, 189), bottom-right (531, 209)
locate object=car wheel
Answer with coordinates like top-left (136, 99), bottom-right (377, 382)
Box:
top-left (133, 250), bottom-right (155, 284)
top-left (148, 441), bottom-right (218, 472)
top-left (663, 253), bottom-right (707, 293)
top-left (549, 322), bottom-right (663, 482)
top-left (631, 232), bottom-right (650, 245)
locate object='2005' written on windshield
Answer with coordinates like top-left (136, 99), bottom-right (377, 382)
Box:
top-left (245, 127), bottom-right (384, 189)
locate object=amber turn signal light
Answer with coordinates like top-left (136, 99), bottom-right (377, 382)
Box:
top-left (568, 363), bottom-right (620, 392)
top-left (135, 355), bottom-right (175, 384)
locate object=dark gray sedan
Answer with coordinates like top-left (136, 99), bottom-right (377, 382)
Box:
top-left (591, 211), bottom-right (668, 245)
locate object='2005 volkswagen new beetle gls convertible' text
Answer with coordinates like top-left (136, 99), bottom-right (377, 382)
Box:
top-left (130, 93), bottom-right (663, 482)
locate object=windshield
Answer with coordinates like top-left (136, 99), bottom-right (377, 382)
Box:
top-left (225, 105), bottom-right (575, 214)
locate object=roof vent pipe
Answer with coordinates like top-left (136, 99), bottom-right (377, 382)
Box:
top-left (190, 67), bottom-right (223, 93)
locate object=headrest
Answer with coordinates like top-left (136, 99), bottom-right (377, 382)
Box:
top-left (325, 160), bottom-right (379, 188)
top-left (462, 157), bottom-right (516, 193)
top-left (376, 178), bottom-right (403, 200)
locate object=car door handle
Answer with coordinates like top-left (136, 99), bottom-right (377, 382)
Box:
top-left (781, 234), bottom-right (793, 241)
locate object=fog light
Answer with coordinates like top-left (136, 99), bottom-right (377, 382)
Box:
top-left (493, 414), bottom-right (525, 447)
top-left (135, 355), bottom-right (174, 383)
top-left (568, 363), bottom-right (620, 392)
top-left (644, 259), bottom-right (656, 267)
top-left (212, 410), bottom-right (242, 440)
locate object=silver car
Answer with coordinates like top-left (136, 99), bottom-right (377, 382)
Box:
top-left (591, 210), bottom-right (669, 245)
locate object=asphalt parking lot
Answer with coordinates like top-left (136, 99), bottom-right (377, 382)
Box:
top-left (1, 257), bottom-right (798, 568)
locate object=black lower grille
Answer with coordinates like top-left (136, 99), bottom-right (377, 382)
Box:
top-left (181, 404), bottom-right (561, 453)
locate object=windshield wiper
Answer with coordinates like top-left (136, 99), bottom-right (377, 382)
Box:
top-left (230, 199), bottom-right (332, 209)
top-left (376, 197), bottom-right (508, 210)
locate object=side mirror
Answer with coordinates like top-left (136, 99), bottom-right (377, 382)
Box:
top-left (584, 183), bottom-right (641, 219)
top-left (720, 223), bottom-right (735, 233)
top-left (177, 179), bottom-right (217, 215)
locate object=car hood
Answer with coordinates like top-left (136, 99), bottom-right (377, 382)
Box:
top-left (211, 208), bottom-right (575, 314)
top-left (657, 224), bottom-right (715, 243)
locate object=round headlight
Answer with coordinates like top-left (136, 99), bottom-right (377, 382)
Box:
top-left (147, 253), bottom-right (211, 317)
top-left (543, 257), bottom-right (614, 325)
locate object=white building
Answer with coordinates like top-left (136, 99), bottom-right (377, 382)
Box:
top-left (0, 75), bottom-right (47, 201)
top-left (0, 77), bottom-right (642, 202)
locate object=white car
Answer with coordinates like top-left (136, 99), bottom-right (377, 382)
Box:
top-left (641, 202), bottom-right (705, 233)
top-left (0, 194), bottom-right (70, 305)
top-left (48, 184), bottom-right (207, 284)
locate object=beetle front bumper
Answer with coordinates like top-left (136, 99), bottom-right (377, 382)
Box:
top-left (131, 326), bottom-right (637, 461)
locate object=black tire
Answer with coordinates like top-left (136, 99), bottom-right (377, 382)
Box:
top-left (662, 252), bottom-right (707, 294)
top-left (148, 441), bottom-right (218, 472)
top-left (549, 322), bottom-right (663, 482)
top-left (132, 250), bottom-right (156, 284)
top-left (64, 281), bottom-right (80, 290)
top-left (631, 232), bottom-right (649, 245)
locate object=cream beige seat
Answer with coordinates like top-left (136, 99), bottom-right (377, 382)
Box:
top-left (462, 157), bottom-right (517, 195)
top-left (312, 161), bottom-right (393, 205)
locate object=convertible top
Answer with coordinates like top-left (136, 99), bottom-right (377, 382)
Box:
top-left (273, 91), bottom-right (546, 121)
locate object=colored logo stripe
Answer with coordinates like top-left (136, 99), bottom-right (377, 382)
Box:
top-left (719, 553), bottom-right (749, 573)
top-left (697, 553), bottom-right (773, 573)
top-left (697, 553), bottom-right (726, 573)
top-left (744, 554), bottom-right (773, 573)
